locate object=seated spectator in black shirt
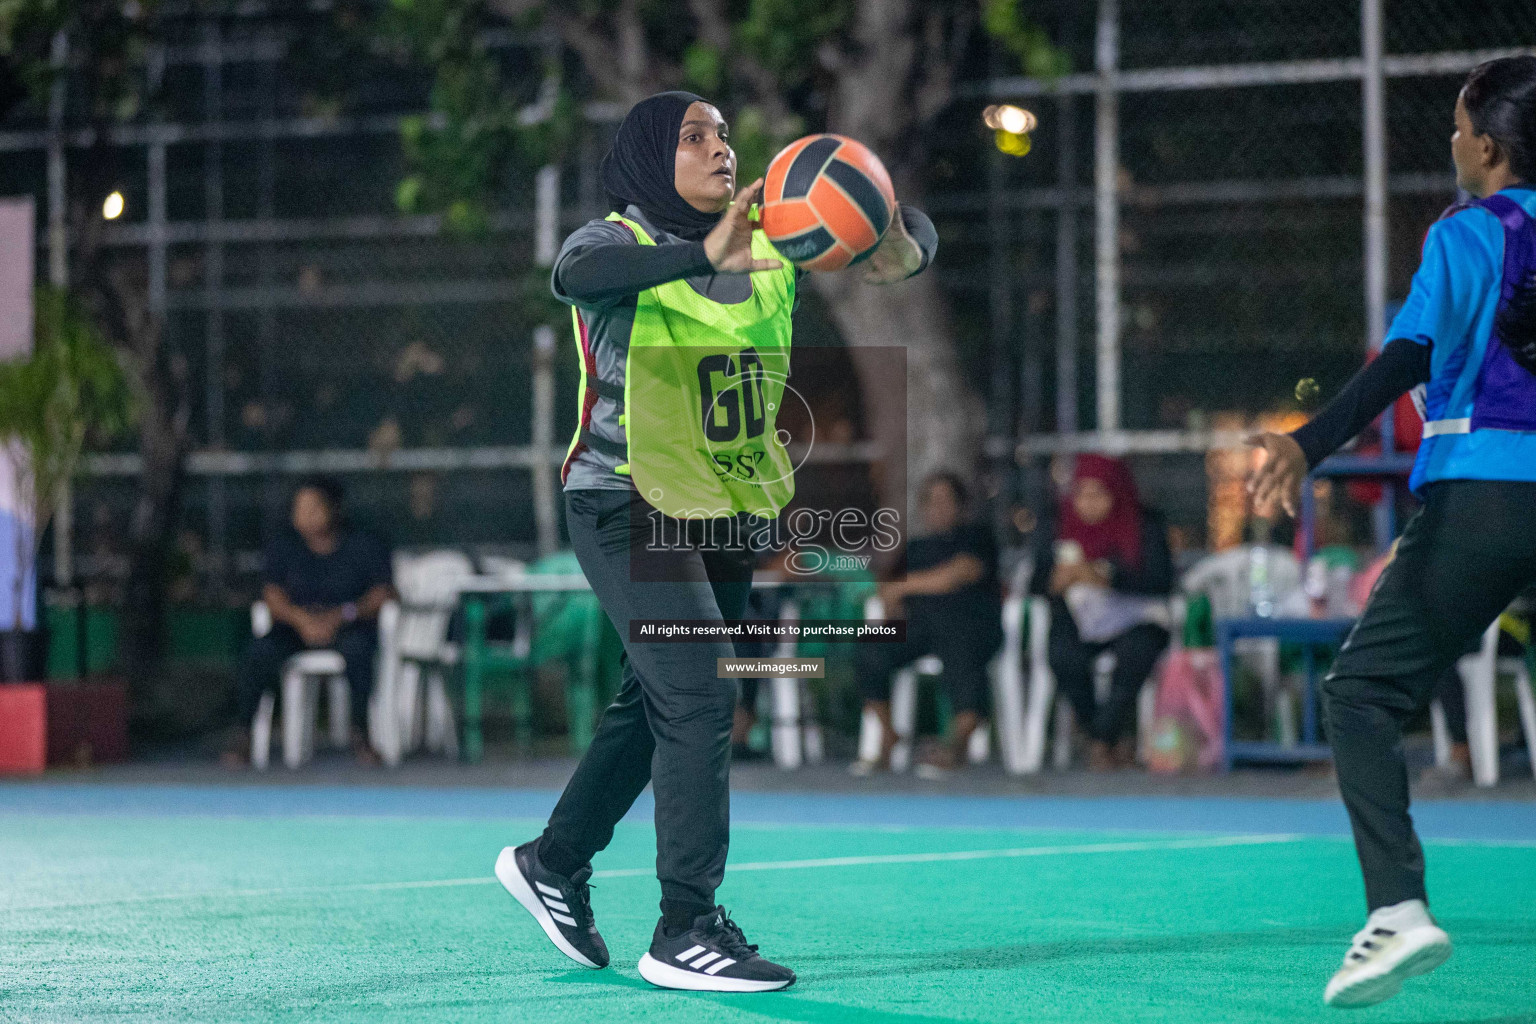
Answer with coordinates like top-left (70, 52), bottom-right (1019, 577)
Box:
top-left (225, 477), bottom-right (395, 767)
top-left (1029, 455), bottom-right (1173, 771)
top-left (853, 472), bottom-right (1003, 776)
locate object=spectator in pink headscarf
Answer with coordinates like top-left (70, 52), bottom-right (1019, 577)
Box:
top-left (1029, 455), bottom-right (1174, 769)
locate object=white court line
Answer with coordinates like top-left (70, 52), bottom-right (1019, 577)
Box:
top-left (4, 833), bottom-right (1301, 914)
top-left (1420, 836), bottom-right (1536, 848)
top-left (591, 832), bottom-right (1305, 877)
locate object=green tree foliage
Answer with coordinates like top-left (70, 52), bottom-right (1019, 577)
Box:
top-left (0, 287), bottom-right (135, 628)
top-left (983, 0), bottom-right (1071, 80)
top-left (380, 0), bottom-right (1063, 224)
top-left (381, 0), bottom-right (574, 233)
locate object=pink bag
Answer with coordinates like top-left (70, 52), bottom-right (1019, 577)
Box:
top-left (1145, 648), bottom-right (1226, 773)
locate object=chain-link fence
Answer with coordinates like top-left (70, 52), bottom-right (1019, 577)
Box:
top-left (6, 0), bottom-right (1535, 602)
top-left (973, 0), bottom-right (1536, 539)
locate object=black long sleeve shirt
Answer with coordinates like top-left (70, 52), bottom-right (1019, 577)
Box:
top-left (553, 204), bottom-right (939, 308)
top-left (1288, 338), bottom-right (1433, 469)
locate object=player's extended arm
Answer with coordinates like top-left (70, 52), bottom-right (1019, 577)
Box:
top-left (556, 182), bottom-right (782, 307)
top-left (862, 205), bottom-right (938, 285)
top-left (554, 233), bottom-right (715, 307)
top-left (1248, 338), bottom-right (1431, 517)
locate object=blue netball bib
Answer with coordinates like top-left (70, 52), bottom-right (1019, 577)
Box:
top-left (1404, 189), bottom-right (1536, 493)
top-left (1471, 194), bottom-right (1536, 432)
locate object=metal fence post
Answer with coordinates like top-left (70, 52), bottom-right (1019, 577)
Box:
top-left (1361, 0), bottom-right (1396, 548)
top-left (1094, 0), bottom-right (1121, 434)
top-left (531, 326), bottom-right (557, 557)
top-left (988, 141), bottom-right (1014, 440)
top-left (1362, 0), bottom-right (1388, 356)
top-left (203, 19), bottom-right (228, 595)
top-left (532, 164), bottom-right (561, 556)
top-left (1056, 92), bottom-right (1078, 435)
top-left (147, 45), bottom-right (167, 319)
top-left (47, 31), bottom-right (72, 592)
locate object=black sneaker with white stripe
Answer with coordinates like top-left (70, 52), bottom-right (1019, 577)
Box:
top-left (495, 840), bottom-right (609, 969)
top-left (637, 907), bottom-right (795, 992)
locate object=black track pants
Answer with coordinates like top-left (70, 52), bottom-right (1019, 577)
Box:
top-left (541, 489), bottom-right (755, 918)
top-left (1322, 480), bottom-right (1536, 911)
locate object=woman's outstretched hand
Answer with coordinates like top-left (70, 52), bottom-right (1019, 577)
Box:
top-left (861, 208), bottom-right (923, 284)
top-left (1247, 432), bottom-right (1308, 518)
top-left (704, 179), bottom-right (784, 274)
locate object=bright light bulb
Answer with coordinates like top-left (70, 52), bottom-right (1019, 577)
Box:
top-left (997, 105), bottom-right (1034, 135)
top-left (102, 191), bottom-right (125, 220)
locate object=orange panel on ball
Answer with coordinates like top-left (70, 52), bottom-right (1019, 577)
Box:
top-left (799, 244), bottom-right (854, 273)
top-left (759, 197), bottom-right (823, 241)
top-left (807, 177), bottom-right (879, 255)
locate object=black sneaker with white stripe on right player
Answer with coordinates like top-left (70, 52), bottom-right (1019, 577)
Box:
top-left (637, 907), bottom-right (796, 992)
top-left (495, 839), bottom-right (609, 969)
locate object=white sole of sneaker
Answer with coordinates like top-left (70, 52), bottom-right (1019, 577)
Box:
top-left (637, 953), bottom-right (793, 992)
top-left (494, 846), bottom-right (602, 970)
top-left (1325, 928), bottom-right (1452, 1008)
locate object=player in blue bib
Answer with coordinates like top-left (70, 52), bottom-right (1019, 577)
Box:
top-left (1249, 56), bottom-right (1536, 1009)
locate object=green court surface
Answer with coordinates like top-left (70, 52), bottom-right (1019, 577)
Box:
top-left (3, 790), bottom-right (1534, 1023)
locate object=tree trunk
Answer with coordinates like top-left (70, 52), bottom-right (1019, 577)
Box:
top-left (119, 395), bottom-right (186, 691)
top-left (816, 0), bottom-right (985, 519)
top-left (95, 266), bottom-right (191, 695)
top-left (812, 270), bottom-right (982, 527)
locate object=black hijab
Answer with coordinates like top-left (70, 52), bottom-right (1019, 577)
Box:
top-left (600, 90), bottom-right (724, 242)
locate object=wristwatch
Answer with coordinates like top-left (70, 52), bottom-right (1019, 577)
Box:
top-left (340, 602), bottom-right (359, 624)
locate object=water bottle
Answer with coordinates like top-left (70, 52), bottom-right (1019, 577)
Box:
top-left (1304, 556), bottom-right (1328, 618)
top-left (1248, 543), bottom-right (1275, 618)
top-left (1326, 564), bottom-right (1356, 617)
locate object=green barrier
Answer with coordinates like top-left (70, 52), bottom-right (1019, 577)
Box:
top-left (45, 605), bottom-right (247, 678)
top-left (461, 550), bottom-right (624, 759)
top-left (44, 606), bottom-right (119, 678)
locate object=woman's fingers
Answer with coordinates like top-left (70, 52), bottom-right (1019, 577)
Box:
top-left (731, 179), bottom-right (764, 217)
top-left (1251, 463), bottom-right (1297, 519)
top-left (750, 257), bottom-right (784, 271)
top-left (1245, 432), bottom-right (1304, 518)
top-left (1253, 475), bottom-right (1281, 517)
top-left (1244, 434), bottom-right (1273, 491)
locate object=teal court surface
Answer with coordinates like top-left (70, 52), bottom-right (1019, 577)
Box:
top-left (2, 783), bottom-right (1534, 1024)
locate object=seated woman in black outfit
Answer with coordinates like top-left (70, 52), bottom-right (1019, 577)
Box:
top-left (853, 472), bottom-right (1003, 776)
top-left (1030, 455), bottom-right (1173, 770)
top-left (225, 477), bottom-right (396, 767)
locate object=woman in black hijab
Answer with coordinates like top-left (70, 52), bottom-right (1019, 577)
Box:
top-left (494, 91), bottom-right (938, 993)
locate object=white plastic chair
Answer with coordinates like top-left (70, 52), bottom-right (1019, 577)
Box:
top-left (1179, 550), bottom-right (1296, 745)
top-left (1431, 616), bottom-right (1536, 788)
top-left (853, 595), bottom-right (1026, 773)
top-left (248, 601), bottom-right (402, 767)
top-left (1020, 595), bottom-right (1184, 773)
top-left (248, 600), bottom-right (345, 770)
top-left (390, 549), bottom-right (477, 759)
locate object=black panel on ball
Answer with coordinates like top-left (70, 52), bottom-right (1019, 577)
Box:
top-left (823, 159), bottom-right (891, 238)
top-left (781, 136), bottom-right (842, 199)
top-left (772, 225), bottom-right (835, 262)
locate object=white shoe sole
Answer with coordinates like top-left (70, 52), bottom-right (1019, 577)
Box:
top-left (494, 846), bottom-right (602, 969)
top-left (637, 953), bottom-right (793, 992)
top-left (1325, 928), bottom-right (1451, 1008)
